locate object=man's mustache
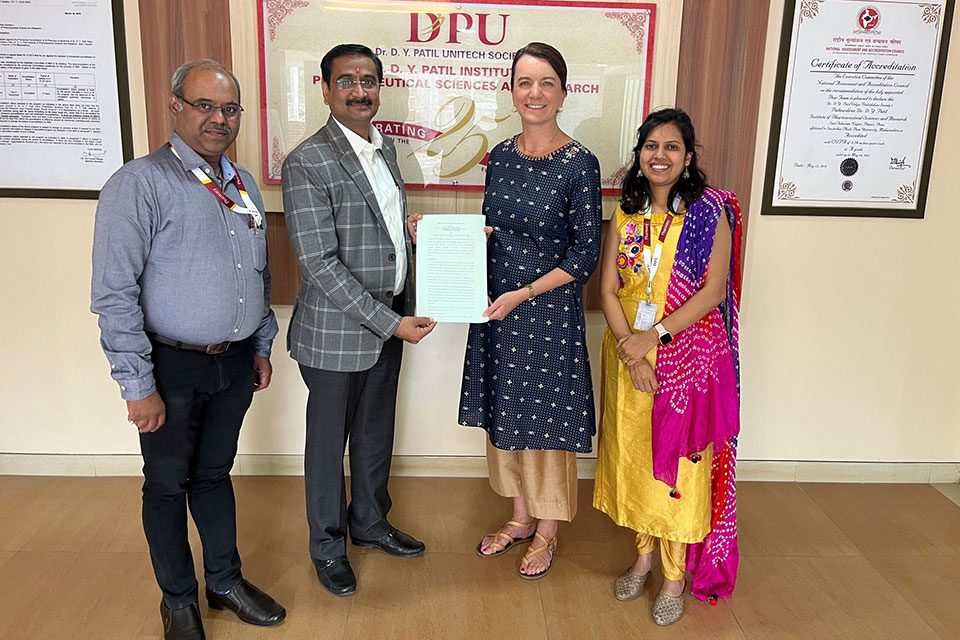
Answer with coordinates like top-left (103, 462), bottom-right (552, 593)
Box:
top-left (204, 124), bottom-right (232, 135)
top-left (347, 98), bottom-right (373, 106)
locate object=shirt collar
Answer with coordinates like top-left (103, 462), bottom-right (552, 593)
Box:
top-left (168, 131), bottom-right (236, 183)
top-left (332, 117), bottom-right (382, 157)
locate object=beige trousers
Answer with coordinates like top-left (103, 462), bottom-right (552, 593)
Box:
top-left (485, 441), bottom-right (578, 521)
top-left (636, 532), bottom-right (687, 581)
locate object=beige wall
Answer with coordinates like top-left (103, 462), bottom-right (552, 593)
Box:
top-left (1, 0), bottom-right (957, 463)
top-left (738, 0), bottom-right (960, 462)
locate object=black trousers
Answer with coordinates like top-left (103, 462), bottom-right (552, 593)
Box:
top-left (299, 334), bottom-right (403, 560)
top-left (140, 338), bottom-right (254, 609)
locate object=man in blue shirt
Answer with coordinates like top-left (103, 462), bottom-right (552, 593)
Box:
top-left (92, 59), bottom-right (285, 640)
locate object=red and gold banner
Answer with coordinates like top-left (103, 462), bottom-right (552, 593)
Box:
top-left (258, 0), bottom-right (661, 191)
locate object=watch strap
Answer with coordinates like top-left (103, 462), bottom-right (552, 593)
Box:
top-left (653, 322), bottom-right (672, 345)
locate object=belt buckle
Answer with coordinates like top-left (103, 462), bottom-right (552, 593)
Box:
top-left (205, 342), bottom-right (229, 355)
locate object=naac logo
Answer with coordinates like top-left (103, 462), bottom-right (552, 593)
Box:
top-left (857, 6), bottom-right (881, 31)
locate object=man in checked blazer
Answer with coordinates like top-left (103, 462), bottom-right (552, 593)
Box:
top-left (281, 44), bottom-right (436, 597)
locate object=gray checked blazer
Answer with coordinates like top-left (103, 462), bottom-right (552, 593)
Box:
top-left (281, 116), bottom-right (414, 372)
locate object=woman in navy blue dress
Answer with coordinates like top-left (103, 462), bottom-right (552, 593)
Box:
top-left (460, 43), bottom-right (601, 579)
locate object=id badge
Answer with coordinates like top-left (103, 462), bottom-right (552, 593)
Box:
top-left (633, 301), bottom-right (658, 331)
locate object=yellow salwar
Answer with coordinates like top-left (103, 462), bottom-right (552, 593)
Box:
top-left (593, 208), bottom-right (713, 550)
top-left (636, 533), bottom-right (687, 581)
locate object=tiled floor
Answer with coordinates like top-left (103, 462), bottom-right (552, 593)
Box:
top-left (1, 475), bottom-right (958, 639)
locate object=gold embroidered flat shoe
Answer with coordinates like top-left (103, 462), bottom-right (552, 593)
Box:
top-left (653, 581), bottom-right (687, 627)
top-left (614, 570), bottom-right (651, 601)
top-left (652, 586), bottom-right (686, 626)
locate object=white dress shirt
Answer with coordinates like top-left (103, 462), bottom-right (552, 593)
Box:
top-left (333, 117), bottom-right (406, 293)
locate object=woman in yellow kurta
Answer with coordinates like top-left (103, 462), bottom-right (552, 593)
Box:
top-left (593, 108), bottom-right (741, 626)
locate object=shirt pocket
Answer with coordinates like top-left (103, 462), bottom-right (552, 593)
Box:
top-left (249, 228), bottom-right (267, 271)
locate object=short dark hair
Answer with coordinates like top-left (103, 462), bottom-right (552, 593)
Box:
top-left (621, 108), bottom-right (708, 215)
top-left (320, 44), bottom-right (383, 87)
top-left (510, 42), bottom-right (567, 92)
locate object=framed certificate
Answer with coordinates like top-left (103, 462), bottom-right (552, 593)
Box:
top-left (762, 0), bottom-right (954, 218)
top-left (0, 0), bottom-right (133, 199)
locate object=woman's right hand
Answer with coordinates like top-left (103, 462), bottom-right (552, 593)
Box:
top-left (628, 359), bottom-right (658, 393)
top-left (407, 213), bottom-right (423, 244)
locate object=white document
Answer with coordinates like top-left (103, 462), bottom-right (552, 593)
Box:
top-left (0, 0), bottom-right (126, 191)
top-left (415, 214), bottom-right (489, 324)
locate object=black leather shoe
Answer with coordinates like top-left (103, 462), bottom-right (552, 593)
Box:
top-left (160, 600), bottom-right (205, 640)
top-left (312, 556), bottom-right (357, 596)
top-left (352, 528), bottom-right (425, 558)
top-left (205, 579), bottom-right (286, 627)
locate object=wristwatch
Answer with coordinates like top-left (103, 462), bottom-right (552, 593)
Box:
top-left (653, 322), bottom-right (673, 346)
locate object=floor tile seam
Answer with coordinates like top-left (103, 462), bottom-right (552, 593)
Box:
top-left (794, 483), bottom-right (874, 551)
top-left (535, 580), bottom-right (550, 640)
top-left (401, 550), bottom-right (618, 557)
top-left (723, 593), bottom-right (752, 640)
top-left (733, 556), bottom-right (942, 640)
top-left (738, 551), bottom-right (864, 558)
top-left (858, 553), bottom-right (942, 638)
top-left (3, 549), bottom-right (149, 556)
top-left (331, 594), bottom-right (356, 640)
top-left (0, 552), bottom-right (15, 572)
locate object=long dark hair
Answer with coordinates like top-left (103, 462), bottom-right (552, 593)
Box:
top-left (620, 108), bottom-right (707, 214)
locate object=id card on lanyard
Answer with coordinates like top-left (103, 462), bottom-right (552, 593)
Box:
top-left (632, 198), bottom-right (678, 331)
top-left (170, 145), bottom-right (263, 229)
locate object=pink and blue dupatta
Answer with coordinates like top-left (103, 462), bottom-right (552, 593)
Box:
top-left (651, 187), bottom-right (743, 603)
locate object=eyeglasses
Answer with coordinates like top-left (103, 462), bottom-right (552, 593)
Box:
top-left (335, 78), bottom-right (380, 91)
top-left (177, 96), bottom-right (244, 119)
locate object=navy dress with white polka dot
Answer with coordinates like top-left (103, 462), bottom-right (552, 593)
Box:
top-left (458, 135), bottom-right (602, 453)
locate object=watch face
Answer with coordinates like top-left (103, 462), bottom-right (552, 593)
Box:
top-left (660, 333), bottom-right (672, 345)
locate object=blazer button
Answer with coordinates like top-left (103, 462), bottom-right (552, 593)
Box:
top-left (388, 253), bottom-right (396, 261)
top-left (386, 291), bottom-right (393, 298)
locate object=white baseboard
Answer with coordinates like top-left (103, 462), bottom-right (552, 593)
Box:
top-left (0, 453), bottom-right (957, 483)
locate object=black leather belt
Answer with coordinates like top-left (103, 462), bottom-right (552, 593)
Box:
top-left (148, 333), bottom-right (231, 354)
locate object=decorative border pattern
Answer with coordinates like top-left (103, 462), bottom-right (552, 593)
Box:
top-left (270, 137), bottom-right (285, 181)
top-left (777, 178), bottom-right (798, 200)
top-left (920, 3), bottom-right (942, 27)
top-left (602, 164), bottom-right (629, 188)
top-left (604, 10), bottom-right (649, 55)
top-left (799, 0), bottom-right (821, 23)
top-left (266, 0), bottom-right (309, 41)
top-left (897, 180), bottom-right (917, 203)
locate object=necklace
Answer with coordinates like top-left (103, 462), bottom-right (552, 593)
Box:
top-left (519, 129), bottom-right (562, 157)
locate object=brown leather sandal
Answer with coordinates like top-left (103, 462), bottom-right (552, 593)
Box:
top-left (476, 520), bottom-right (537, 558)
top-left (518, 531), bottom-right (557, 580)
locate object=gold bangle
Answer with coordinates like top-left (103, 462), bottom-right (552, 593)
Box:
top-left (526, 284), bottom-right (536, 301)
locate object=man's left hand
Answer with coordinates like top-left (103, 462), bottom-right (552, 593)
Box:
top-left (253, 355), bottom-right (273, 391)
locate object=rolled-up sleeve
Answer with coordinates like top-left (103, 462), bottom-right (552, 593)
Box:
top-left (557, 153), bottom-right (602, 285)
top-left (90, 171), bottom-right (157, 401)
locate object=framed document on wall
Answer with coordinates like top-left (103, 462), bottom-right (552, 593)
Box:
top-left (762, 0), bottom-right (954, 218)
top-left (0, 0), bottom-right (133, 199)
